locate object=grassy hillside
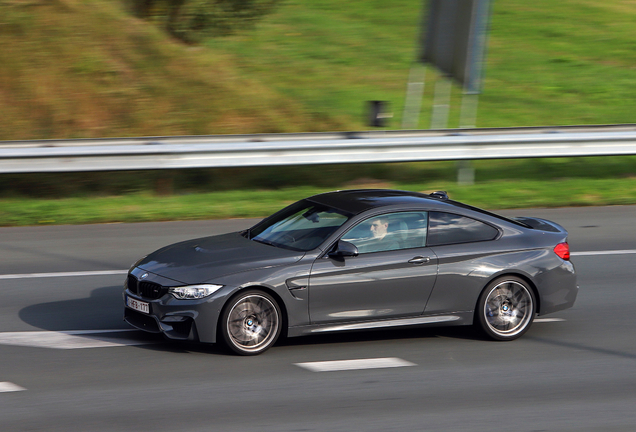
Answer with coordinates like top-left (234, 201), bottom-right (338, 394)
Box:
top-left (0, 0), bottom-right (320, 140)
top-left (1, 0), bottom-right (635, 140)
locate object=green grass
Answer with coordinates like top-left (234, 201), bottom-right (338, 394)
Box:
top-left (206, 0), bottom-right (636, 129)
top-left (2, 173), bottom-right (636, 227)
top-left (2, 155), bottom-right (636, 226)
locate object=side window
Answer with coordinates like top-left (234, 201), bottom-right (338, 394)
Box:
top-left (341, 212), bottom-right (428, 254)
top-left (427, 212), bottom-right (499, 246)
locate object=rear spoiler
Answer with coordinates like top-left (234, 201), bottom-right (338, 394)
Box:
top-left (513, 217), bottom-right (568, 234)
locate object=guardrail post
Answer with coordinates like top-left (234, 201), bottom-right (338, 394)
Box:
top-left (155, 173), bottom-right (174, 196)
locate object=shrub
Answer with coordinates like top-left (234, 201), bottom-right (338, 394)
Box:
top-left (132, 0), bottom-right (281, 43)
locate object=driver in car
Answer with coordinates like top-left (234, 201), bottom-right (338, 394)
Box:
top-left (365, 217), bottom-right (399, 253)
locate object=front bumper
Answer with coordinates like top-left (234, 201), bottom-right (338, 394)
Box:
top-left (123, 300), bottom-right (199, 341)
top-left (124, 290), bottom-right (225, 343)
top-left (123, 268), bottom-right (227, 343)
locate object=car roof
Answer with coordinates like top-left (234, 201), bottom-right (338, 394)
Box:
top-left (307, 189), bottom-right (450, 214)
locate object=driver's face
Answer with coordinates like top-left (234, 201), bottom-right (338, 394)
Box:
top-left (370, 220), bottom-right (388, 239)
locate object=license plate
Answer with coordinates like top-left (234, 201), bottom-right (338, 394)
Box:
top-left (127, 296), bottom-right (150, 314)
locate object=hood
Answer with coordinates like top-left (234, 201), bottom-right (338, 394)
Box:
top-left (137, 232), bottom-right (305, 285)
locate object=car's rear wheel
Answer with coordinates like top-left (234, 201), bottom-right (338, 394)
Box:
top-left (476, 276), bottom-right (536, 341)
top-left (221, 290), bottom-right (282, 355)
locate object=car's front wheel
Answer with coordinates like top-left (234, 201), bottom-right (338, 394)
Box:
top-left (220, 290), bottom-right (282, 355)
top-left (475, 276), bottom-right (536, 341)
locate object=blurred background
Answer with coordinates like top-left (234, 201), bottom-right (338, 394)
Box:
top-left (1, 0), bottom-right (635, 225)
top-left (2, 4), bottom-right (636, 430)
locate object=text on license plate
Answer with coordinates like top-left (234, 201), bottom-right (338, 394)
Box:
top-left (127, 297), bottom-right (150, 314)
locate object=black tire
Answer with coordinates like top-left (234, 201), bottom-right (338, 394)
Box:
top-left (475, 276), bottom-right (536, 341)
top-left (220, 290), bottom-right (282, 355)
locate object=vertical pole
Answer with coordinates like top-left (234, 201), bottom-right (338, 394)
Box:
top-left (430, 76), bottom-right (452, 129)
top-left (459, 93), bottom-right (479, 129)
top-left (457, 93), bottom-right (479, 185)
top-left (401, 64), bottom-right (427, 129)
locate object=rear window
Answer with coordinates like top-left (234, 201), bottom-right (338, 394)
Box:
top-left (427, 212), bottom-right (499, 246)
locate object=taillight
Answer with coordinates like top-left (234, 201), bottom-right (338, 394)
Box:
top-left (554, 242), bottom-right (570, 260)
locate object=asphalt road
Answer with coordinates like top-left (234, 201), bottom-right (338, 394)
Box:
top-left (0, 206), bottom-right (635, 431)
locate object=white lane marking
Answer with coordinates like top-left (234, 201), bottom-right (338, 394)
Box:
top-left (534, 318), bottom-right (566, 323)
top-left (295, 357), bottom-right (416, 372)
top-left (0, 329), bottom-right (155, 350)
top-left (571, 250), bottom-right (636, 256)
top-left (0, 270), bottom-right (128, 280)
top-left (0, 382), bottom-right (26, 393)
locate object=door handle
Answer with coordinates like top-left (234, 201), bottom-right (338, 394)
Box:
top-left (408, 256), bottom-right (430, 265)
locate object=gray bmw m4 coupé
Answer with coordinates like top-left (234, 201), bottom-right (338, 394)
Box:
top-left (124, 189), bottom-right (578, 355)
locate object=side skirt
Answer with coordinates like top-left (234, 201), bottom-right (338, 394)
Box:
top-left (287, 312), bottom-right (473, 338)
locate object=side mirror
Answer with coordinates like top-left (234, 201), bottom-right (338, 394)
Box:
top-left (328, 240), bottom-right (359, 259)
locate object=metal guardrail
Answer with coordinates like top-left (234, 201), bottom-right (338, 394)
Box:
top-left (0, 124), bottom-right (635, 173)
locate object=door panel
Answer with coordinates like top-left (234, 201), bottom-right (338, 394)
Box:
top-left (309, 248), bottom-right (438, 324)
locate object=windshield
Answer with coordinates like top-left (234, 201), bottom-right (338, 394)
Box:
top-left (248, 200), bottom-right (351, 251)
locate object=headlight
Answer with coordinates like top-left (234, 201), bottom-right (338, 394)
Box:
top-left (168, 284), bottom-right (223, 300)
